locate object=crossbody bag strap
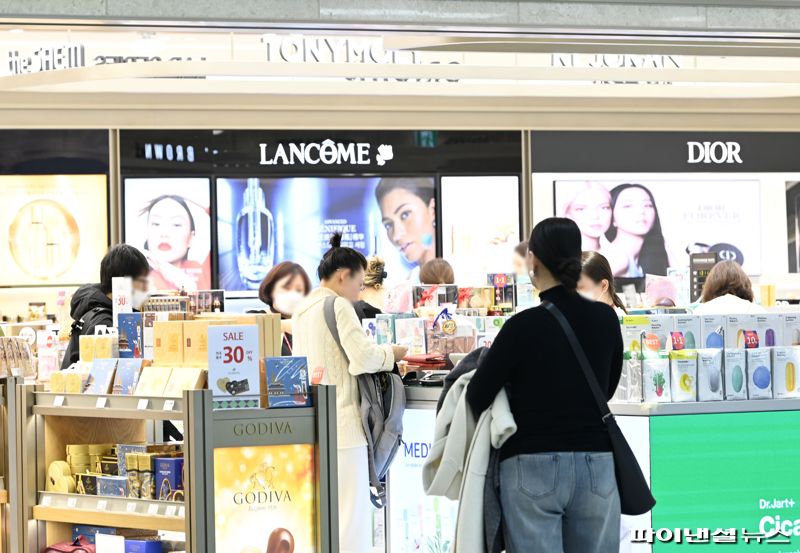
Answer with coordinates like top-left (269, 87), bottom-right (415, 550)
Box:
top-left (542, 300), bottom-right (613, 422)
top-left (323, 295), bottom-right (349, 363)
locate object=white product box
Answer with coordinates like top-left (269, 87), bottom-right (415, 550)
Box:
top-left (784, 314), bottom-right (800, 346)
top-left (622, 315), bottom-right (674, 353)
top-left (642, 352), bottom-right (671, 403)
top-left (724, 349), bottom-right (748, 400)
top-left (771, 347), bottom-right (800, 398)
top-left (725, 315), bottom-right (757, 349)
top-left (697, 349), bottom-right (724, 401)
top-left (671, 316), bottom-right (701, 351)
top-left (699, 315), bottom-right (725, 349)
top-left (670, 350), bottom-right (698, 403)
top-left (753, 314), bottom-right (784, 348)
top-left (746, 348), bottom-right (773, 400)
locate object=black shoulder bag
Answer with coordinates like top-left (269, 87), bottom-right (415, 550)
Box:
top-left (543, 300), bottom-right (656, 516)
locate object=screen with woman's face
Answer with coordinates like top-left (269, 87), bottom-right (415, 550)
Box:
top-left (123, 177), bottom-right (212, 292)
top-left (215, 176), bottom-right (437, 291)
top-left (554, 178), bottom-right (762, 277)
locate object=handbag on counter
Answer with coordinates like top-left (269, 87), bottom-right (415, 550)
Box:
top-left (44, 536), bottom-right (96, 553)
top-left (543, 301), bottom-right (656, 516)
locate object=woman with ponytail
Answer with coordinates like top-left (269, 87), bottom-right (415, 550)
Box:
top-left (466, 217), bottom-right (624, 553)
top-left (292, 233), bottom-right (407, 553)
top-left (579, 251), bottom-right (628, 315)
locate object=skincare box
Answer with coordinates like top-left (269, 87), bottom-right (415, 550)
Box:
top-left (746, 348), bottom-right (773, 399)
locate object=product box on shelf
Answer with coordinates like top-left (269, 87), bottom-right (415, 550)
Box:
top-left (724, 349), bottom-right (748, 400)
top-left (670, 350), bottom-right (698, 402)
top-left (97, 475), bottom-right (127, 497)
top-left (155, 457), bottom-right (184, 501)
top-left (183, 320), bottom-right (211, 366)
top-left (208, 324), bottom-right (261, 409)
top-left (699, 315), bottom-right (725, 349)
top-left (457, 287), bottom-right (495, 310)
top-left (125, 538), bottom-right (163, 553)
top-left (753, 314), bottom-right (784, 348)
top-left (153, 321), bottom-right (184, 366)
top-left (412, 285), bottom-right (458, 310)
top-left (118, 313), bottom-right (144, 359)
top-left (265, 356), bottom-right (311, 408)
top-left (697, 349), bottom-right (724, 401)
top-left (395, 318), bottom-right (427, 356)
top-left (485, 316), bottom-right (509, 333)
top-left (784, 314), bottom-right (800, 346)
top-left (362, 319), bottom-right (377, 341)
top-left (134, 366), bottom-right (172, 397)
top-left (384, 281), bottom-right (413, 314)
top-left (487, 273), bottom-right (516, 309)
top-left (746, 348), bottom-right (773, 399)
top-left (622, 315), bottom-right (674, 352)
top-left (612, 351), bottom-right (643, 403)
top-left (671, 316), bottom-right (701, 350)
top-left (76, 473), bottom-right (98, 495)
top-left (72, 526), bottom-right (156, 546)
top-left (142, 312), bottom-right (169, 360)
top-left (86, 359), bottom-right (118, 394)
top-left (725, 315), bottom-right (757, 349)
top-left (515, 280), bottom-right (537, 310)
top-left (162, 367), bottom-right (206, 397)
top-left (476, 330), bottom-right (500, 348)
top-left (113, 359), bottom-right (143, 395)
top-left (772, 347), bottom-right (800, 398)
top-left (642, 351), bottom-right (671, 403)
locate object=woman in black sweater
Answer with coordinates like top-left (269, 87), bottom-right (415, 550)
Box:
top-left (466, 217), bottom-right (623, 553)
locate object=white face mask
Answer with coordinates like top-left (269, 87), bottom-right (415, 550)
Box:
top-left (579, 290), bottom-right (598, 302)
top-left (132, 289), bottom-right (151, 310)
top-left (273, 290), bottom-right (304, 316)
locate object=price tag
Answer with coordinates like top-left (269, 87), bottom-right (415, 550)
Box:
top-left (137, 399), bottom-right (149, 410)
top-left (147, 503), bottom-right (159, 515)
top-left (96, 499), bottom-right (107, 511)
top-left (95, 397), bottom-right (107, 409)
top-left (165, 505), bottom-right (178, 517)
top-left (126, 502), bottom-right (137, 513)
top-left (163, 399), bottom-right (175, 411)
top-left (178, 506), bottom-right (185, 518)
top-left (41, 495), bottom-right (52, 507)
top-left (53, 395), bottom-right (65, 407)
top-left (67, 496), bottom-right (77, 508)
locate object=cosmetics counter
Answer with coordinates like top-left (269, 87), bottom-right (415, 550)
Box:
top-left (12, 379), bottom-right (339, 553)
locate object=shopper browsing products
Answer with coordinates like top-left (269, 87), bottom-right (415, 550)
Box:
top-left (693, 260), bottom-right (765, 315)
top-left (292, 233), bottom-right (407, 553)
top-left (419, 258), bottom-right (455, 285)
top-left (512, 241), bottom-right (529, 278)
top-left (466, 218), bottom-right (623, 553)
top-left (579, 251), bottom-right (628, 315)
top-left (354, 256), bottom-right (388, 321)
top-left (61, 244), bottom-right (151, 369)
top-left (255, 261), bottom-right (312, 355)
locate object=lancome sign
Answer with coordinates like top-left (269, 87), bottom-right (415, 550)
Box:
top-left (259, 140), bottom-right (394, 167)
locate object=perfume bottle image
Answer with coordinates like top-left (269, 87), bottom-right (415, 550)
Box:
top-left (236, 178), bottom-right (275, 288)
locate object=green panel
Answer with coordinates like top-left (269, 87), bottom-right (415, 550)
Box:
top-left (651, 411), bottom-right (800, 550)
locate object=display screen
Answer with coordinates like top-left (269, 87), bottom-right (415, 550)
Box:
top-left (216, 176), bottom-right (437, 291)
top-left (123, 177), bottom-right (212, 292)
top-left (650, 411), bottom-right (800, 551)
top-left (0, 174), bottom-right (108, 286)
top-left (213, 444), bottom-right (317, 553)
top-left (440, 175), bottom-right (520, 285)
top-left (553, 178), bottom-right (761, 277)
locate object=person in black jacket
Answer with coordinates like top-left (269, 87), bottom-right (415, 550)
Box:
top-left (466, 218), bottom-right (623, 553)
top-left (61, 245), bottom-right (150, 369)
top-left (354, 257), bottom-right (387, 321)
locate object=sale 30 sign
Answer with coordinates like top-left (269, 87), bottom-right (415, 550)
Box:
top-left (209, 324), bottom-right (261, 409)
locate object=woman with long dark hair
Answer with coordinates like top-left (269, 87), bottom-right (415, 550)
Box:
top-left (579, 251), bottom-right (628, 315)
top-left (605, 183), bottom-right (669, 277)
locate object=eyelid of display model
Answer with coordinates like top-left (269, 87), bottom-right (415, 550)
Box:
top-left (236, 178), bottom-right (276, 288)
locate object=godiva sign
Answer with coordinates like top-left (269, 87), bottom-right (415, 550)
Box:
top-left (233, 420), bottom-right (294, 436)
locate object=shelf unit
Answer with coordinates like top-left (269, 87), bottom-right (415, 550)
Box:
top-left (1, 378), bottom-right (23, 553)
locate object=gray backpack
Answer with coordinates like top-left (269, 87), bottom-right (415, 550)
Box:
top-left (323, 296), bottom-right (405, 508)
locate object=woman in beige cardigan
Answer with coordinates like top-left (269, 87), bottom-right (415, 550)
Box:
top-left (293, 234), bottom-right (407, 553)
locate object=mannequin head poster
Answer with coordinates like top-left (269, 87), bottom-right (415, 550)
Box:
top-left (554, 178), bottom-right (761, 277)
top-left (123, 177), bottom-right (212, 292)
top-left (0, 174), bottom-right (108, 286)
top-left (216, 176), bottom-right (437, 291)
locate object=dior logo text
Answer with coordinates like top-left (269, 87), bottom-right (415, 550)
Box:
top-left (687, 141), bottom-right (743, 164)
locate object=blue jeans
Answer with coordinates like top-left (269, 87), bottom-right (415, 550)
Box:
top-left (500, 452), bottom-right (621, 553)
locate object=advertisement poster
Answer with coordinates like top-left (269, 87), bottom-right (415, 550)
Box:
top-left (650, 411), bottom-right (800, 551)
top-left (786, 181), bottom-right (800, 273)
top-left (440, 176), bottom-right (520, 285)
top-left (0, 174), bottom-right (108, 286)
top-left (214, 444), bottom-right (316, 553)
top-left (553, 178), bottom-right (761, 277)
top-left (216, 176), bottom-right (437, 291)
top-left (123, 177), bottom-right (212, 292)
top-left (386, 409), bottom-right (458, 553)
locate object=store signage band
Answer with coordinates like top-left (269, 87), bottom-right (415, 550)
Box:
top-left (688, 141), bottom-right (743, 165)
top-left (258, 140), bottom-right (394, 167)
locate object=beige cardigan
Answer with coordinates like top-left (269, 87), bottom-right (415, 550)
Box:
top-left (292, 287), bottom-right (395, 449)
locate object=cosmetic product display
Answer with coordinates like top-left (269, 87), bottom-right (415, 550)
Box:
top-left (772, 347), bottom-right (800, 399)
top-left (642, 352), bottom-right (672, 403)
top-left (746, 348), bottom-right (773, 399)
top-left (697, 349), bottom-right (724, 401)
top-left (669, 350), bottom-right (698, 402)
top-left (265, 356), bottom-right (311, 408)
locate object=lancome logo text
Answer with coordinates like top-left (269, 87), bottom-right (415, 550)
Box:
top-left (259, 140), bottom-right (393, 166)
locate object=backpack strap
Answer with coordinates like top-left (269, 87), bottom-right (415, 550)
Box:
top-left (322, 295), bottom-right (388, 508)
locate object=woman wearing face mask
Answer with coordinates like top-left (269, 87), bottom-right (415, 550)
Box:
top-left (140, 195), bottom-right (210, 292)
top-left (375, 177), bottom-right (437, 282)
top-left (466, 218), bottom-right (623, 553)
top-left (579, 251), bottom-right (628, 315)
top-left (560, 183), bottom-right (613, 252)
top-left (605, 184), bottom-right (670, 278)
top-left (292, 233), bottom-right (408, 553)
top-left (256, 262), bottom-right (312, 356)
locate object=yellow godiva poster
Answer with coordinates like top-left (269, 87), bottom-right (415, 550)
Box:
top-left (214, 444), bottom-right (317, 553)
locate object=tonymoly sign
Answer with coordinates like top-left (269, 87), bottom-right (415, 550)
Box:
top-left (258, 139), bottom-right (394, 166)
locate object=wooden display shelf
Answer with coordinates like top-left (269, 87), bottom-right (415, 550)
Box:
top-left (0, 490), bottom-right (7, 504)
top-left (33, 505), bottom-right (184, 532)
top-left (34, 392), bottom-right (183, 420)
